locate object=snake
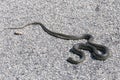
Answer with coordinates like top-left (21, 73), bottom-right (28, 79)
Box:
top-left (7, 22), bottom-right (109, 64)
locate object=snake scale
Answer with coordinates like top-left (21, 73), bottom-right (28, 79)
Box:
top-left (8, 22), bottom-right (109, 64)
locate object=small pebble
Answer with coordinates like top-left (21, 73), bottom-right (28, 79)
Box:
top-left (95, 5), bottom-right (100, 12)
top-left (14, 32), bottom-right (23, 35)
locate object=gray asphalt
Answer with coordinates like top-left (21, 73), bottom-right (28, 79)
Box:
top-left (0, 0), bottom-right (120, 80)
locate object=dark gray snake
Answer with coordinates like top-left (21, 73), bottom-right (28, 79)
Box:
top-left (8, 22), bottom-right (109, 64)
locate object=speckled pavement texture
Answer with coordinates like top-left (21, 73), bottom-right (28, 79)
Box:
top-left (0, 0), bottom-right (120, 80)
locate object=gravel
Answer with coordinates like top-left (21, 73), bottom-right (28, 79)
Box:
top-left (0, 0), bottom-right (120, 80)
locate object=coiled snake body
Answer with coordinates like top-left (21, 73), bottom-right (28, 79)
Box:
top-left (8, 22), bottom-right (109, 64)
